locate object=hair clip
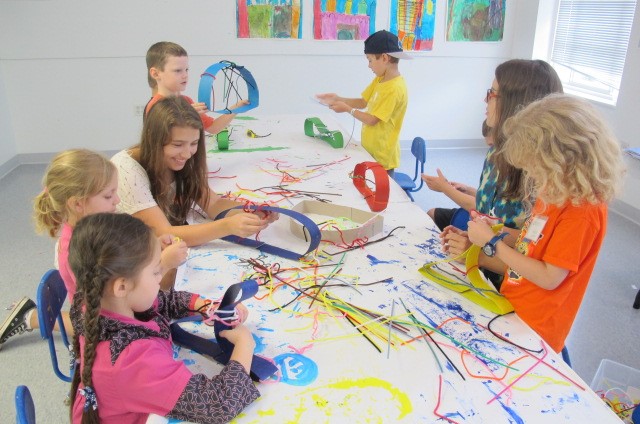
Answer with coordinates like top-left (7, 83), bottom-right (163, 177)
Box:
top-left (78, 386), bottom-right (98, 411)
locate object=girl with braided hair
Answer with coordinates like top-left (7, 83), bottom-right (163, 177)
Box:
top-left (69, 213), bottom-right (258, 423)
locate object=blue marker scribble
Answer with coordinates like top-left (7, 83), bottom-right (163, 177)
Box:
top-left (253, 333), bottom-right (267, 353)
top-left (193, 267), bottom-right (218, 272)
top-left (172, 344), bottom-right (181, 359)
top-left (404, 283), bottom-right (474, 323)
top-left (182, 359), bottom-right (196, 366)
top-left (189, 251), bottom-right (213, 260)
top-left (541, 393), bottom-right (580, 413)
top-left (482, 381), bottom-right (524, 424)
top-left (366, 254), bottom-right (400, 266)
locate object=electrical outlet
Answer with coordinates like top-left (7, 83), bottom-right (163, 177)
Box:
top-left (134, 105), bottom-right (145, 116)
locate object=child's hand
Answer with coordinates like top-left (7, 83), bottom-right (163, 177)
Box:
top-left (229, 99), bottom-right (250, 111)
top-left (234, 304), bottom-right (249, 325)
top-left (224, 213), bottom-right (269, 238)
top-left (219, 324), bottom-right (255, 347)
top-left (328, 101), bottom-right (350, 114)
top-left (315, 93), bottom-right (338, 105)
top-left (192, 102), bottom-right (209, 115)
top-left (221, 324), bottom-right (256, 373)
top-left (467, 211), bottom-right (496, 247)
top-left (421, 169), bottom-right (450, 192)
top-left (160, 237), bottom-right (188, 270)
top-left (254, 209), bottom-right (279, 224)
top-left (450, 182), bottom-right (476, 195)
top-left (440, 226), bottom-right (472, 258)
top-left (158, 234), bottom-right (174, 250)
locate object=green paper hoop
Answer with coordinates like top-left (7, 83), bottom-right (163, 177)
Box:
top-left (304, 117), bottom-right (344, 148)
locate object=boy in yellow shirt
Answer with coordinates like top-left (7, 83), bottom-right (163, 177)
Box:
top-left (317, 30), bottom-right (410, 176)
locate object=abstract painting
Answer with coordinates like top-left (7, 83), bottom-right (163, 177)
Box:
top-left (313, 0), bottom-right (377, 40)
top-left (446, 0), bottom-right (505, 42)
top-left (237, 0), bottom-right (302, 39)
top-left (390, 0), bottom-right (436, 51)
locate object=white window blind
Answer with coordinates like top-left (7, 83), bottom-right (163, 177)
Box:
top-left (550, 0), bottom-right (636, 103)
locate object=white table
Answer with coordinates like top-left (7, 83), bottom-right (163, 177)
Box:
top-left (167, 114), bottom-right (621, 423)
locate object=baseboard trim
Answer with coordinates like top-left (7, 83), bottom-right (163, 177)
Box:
top-left (0, 155), bottom-right (20, 180)
top-left (610, 199), bottom-right (640, 226)
top-left (0, 150), bottom-right (120, 180)
top-left (400, 138), bottom-right (487, 150)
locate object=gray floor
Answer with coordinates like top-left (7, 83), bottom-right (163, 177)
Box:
top-left (0, 148), bottom-right (639, 423)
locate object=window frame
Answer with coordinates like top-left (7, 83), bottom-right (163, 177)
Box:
top-left (546, 0), bottom-right (637, 106)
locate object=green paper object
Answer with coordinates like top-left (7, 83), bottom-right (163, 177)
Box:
top-left (216, 129), bottom-right (230, 150)
top-left (304, 117), bottom-right (344, 148)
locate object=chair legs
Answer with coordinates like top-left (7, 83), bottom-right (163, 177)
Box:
top-left (405, 190), bottom-right (415, 201)
top-left (561, 346), bottom-right (572, 367)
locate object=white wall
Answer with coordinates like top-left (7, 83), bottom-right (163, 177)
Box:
top-left (0, 0), bottom-right (522, 159)
top-left (0, 65), bottom-right (16, 174)
top-left (612, 3), bottom-right (640, 215)
top-left (0, 0), bottom-right (638, 218)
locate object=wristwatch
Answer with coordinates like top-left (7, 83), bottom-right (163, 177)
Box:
top-left (482, 233), bottom-right (508, 257)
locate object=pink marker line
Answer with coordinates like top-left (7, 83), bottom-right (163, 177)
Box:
top-left (487, 341), bottom-right (548, 405)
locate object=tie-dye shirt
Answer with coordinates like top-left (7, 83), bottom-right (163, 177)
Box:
top-left (475, 147), bottom-right (526, 229)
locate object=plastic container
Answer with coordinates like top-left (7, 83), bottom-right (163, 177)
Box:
top-left (591, 359), bottom-right (640, 423)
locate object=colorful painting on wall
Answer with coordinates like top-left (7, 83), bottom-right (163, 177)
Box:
top-left (390, 0), bottom-right (436, 51)
top-left (446, 0), bottom-right (505, 42)
top-left (237, 0), bottom-right (303, 39)
top-left (313, 0), bottom-right (377, 40)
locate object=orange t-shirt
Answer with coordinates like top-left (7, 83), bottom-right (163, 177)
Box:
top-left (500, 200), bottom-right (607, 352)
top-left (145, 94), bottom-right (214, 129)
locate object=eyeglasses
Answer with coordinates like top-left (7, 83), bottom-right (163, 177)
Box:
top-left (485, 88), bottom-right (499, 102)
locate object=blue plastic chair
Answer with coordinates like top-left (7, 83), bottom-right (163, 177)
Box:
top-left (36, 269), bottom-right (73, 382)
top-left (450, 208), bottom-right (470, 231)
top-left (15, 385), bottom-right (36, 424)
top-left (393, 137), bottom-right (427, 201)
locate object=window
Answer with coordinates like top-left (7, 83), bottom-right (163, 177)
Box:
top-left (550, 0), bottom-right (637, 105)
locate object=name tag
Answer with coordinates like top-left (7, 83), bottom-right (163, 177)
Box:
top-left (523, 216), bottom-right (548, 242)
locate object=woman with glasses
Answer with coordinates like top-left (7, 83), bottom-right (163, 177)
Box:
top-left (424, 59), bottom-right (563, 288)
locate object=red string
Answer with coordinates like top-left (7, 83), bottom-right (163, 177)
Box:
top-left (434, 375), bottom-right (462, 424)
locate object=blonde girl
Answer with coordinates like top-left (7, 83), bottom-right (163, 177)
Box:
top-left (0, 149), bottom-right (186, 348)
top-left (467, 94), bottom-right (624, 353)
top-left (0, 150), bottom-right (119, 347)
top-left (69, 213), bottom-right (258, 423)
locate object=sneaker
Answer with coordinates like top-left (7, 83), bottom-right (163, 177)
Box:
top-left (0, 297), bottom-right (36, 349)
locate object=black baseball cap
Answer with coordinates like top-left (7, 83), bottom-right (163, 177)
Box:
top-left (364, 30), bottom-right (412, 60)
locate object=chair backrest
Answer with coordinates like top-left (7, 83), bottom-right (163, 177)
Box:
top-left (410, 137), bottom-right (427, 191)
top-left (15, 385), bottom-right (36, 424)
top-left (36, 269), bottom-right (73, 382)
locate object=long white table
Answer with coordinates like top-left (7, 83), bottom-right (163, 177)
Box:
top-left (166, 114), bottom-right (621, 423)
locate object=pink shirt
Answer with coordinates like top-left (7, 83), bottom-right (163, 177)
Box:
top-left (72, 308), bottom-right (193, 423)
top-left (57, 223), bottom-right (76, 302)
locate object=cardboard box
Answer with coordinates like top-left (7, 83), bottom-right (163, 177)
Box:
top-left (290, 200), bottom-right (384, 244)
